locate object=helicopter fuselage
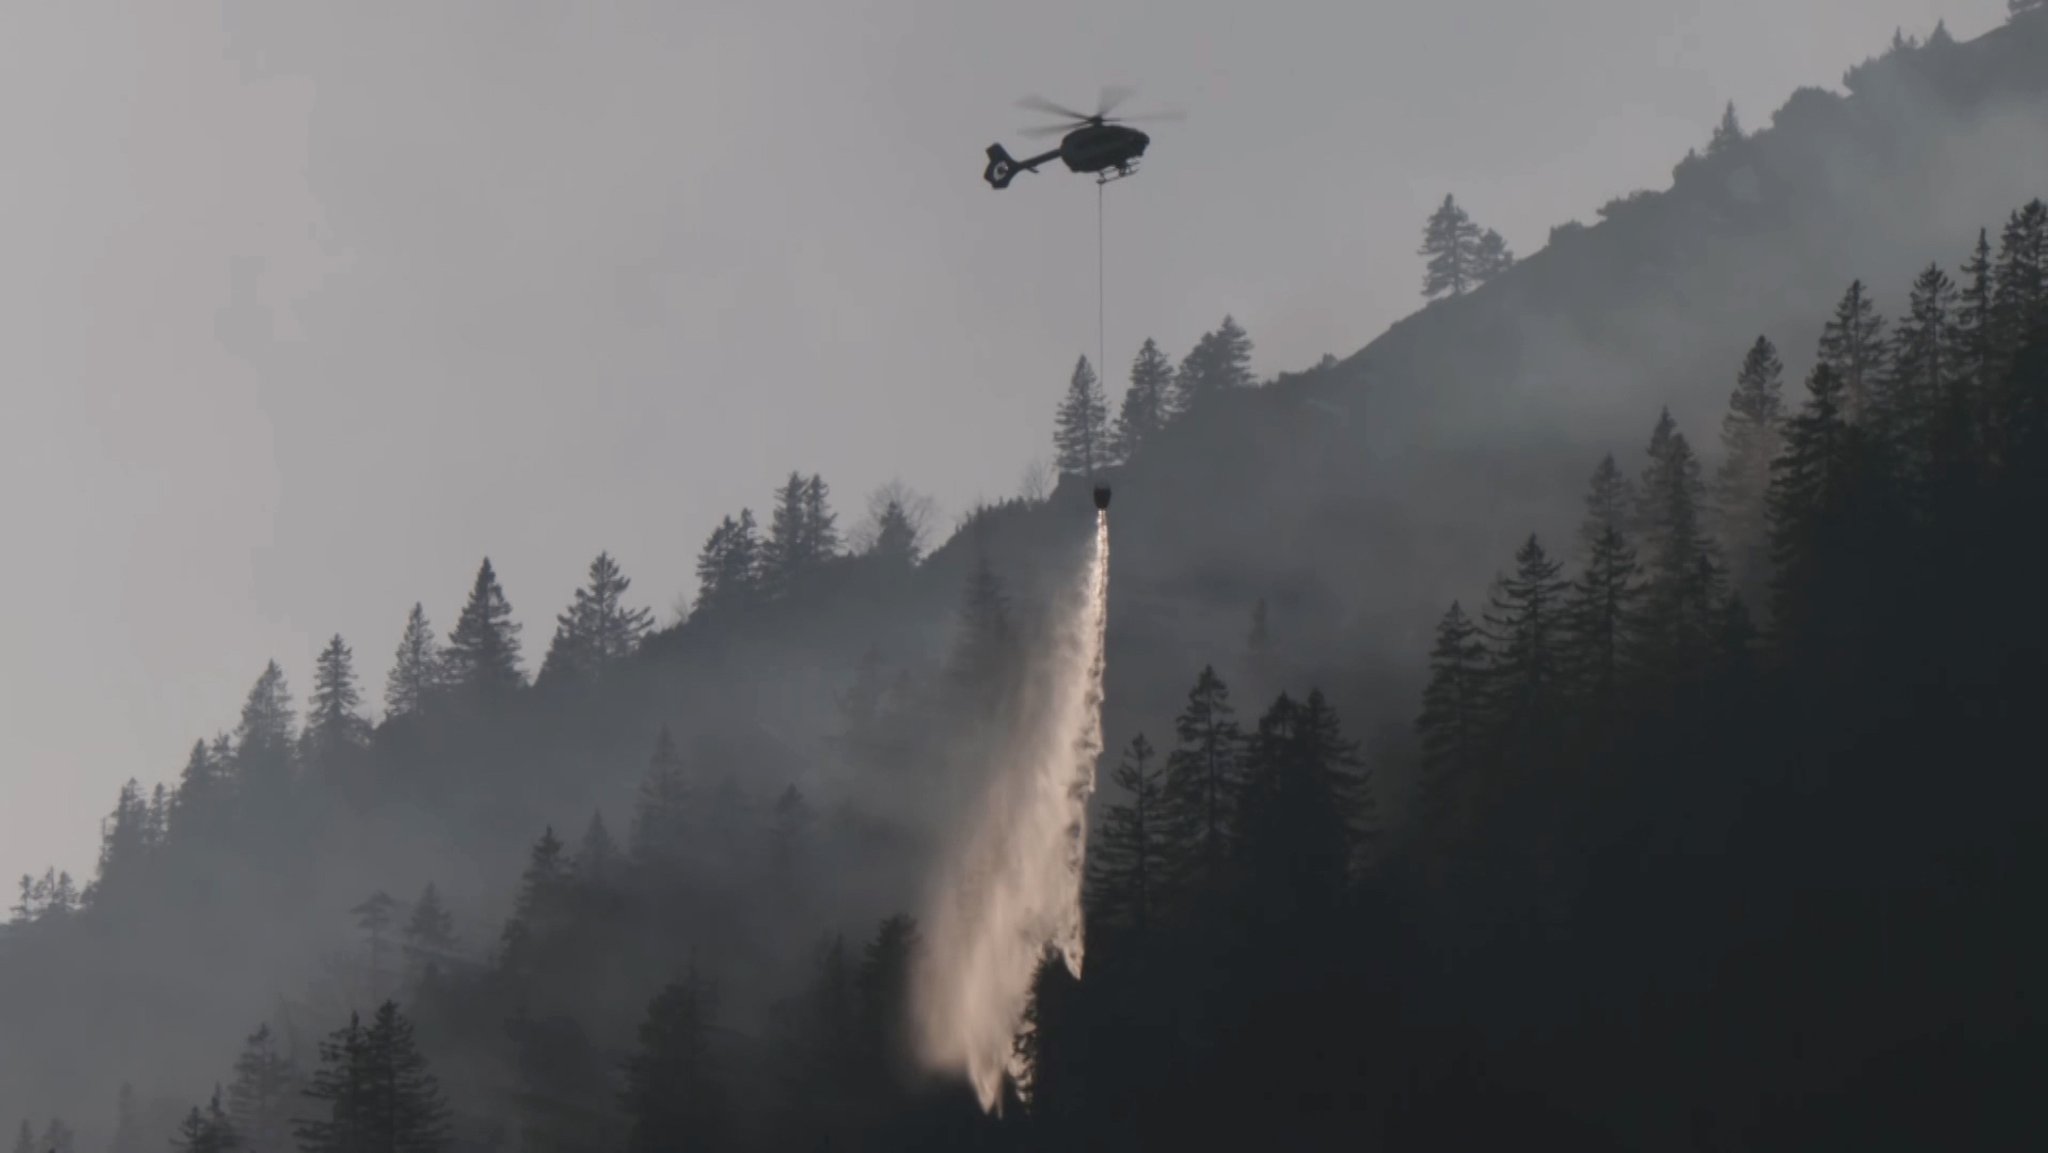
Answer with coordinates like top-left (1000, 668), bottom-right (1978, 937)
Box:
top-left (1061, 123), bottom-right (1149, 174)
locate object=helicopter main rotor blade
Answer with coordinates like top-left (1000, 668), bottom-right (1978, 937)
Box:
top-left (1096, 84), bottom-right (1135, 118)
top-left (1019, 122), bottom-right (1077, 140)
top-left (1017, 94), bottom-right (1092, 122)
top-left (1109, 108), bottom-right (1187, 125)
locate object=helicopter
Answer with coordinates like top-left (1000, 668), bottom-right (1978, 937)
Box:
top-left (983, 87), bottom-right (1182, 190)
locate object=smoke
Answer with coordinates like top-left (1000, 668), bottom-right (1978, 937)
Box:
top-left (912, 511), bottom-right (1110, 1113)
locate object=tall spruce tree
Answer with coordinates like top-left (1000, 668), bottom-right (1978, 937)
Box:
top-left (1416, 602), bottom-right (1487, 838)
top-left (170, 1093), bottom-right (236, 1153)
top-left (623, 968), bottom-right (728, 1153)
top-left (1113, 338), bottom-right (1174, 460)
top-left (226, 1024), bottom-right (296, 1153)
top-left (1482, 535), bottom-right (1571, 724)
top-left (1053, 355), bottom-right (1111, 479)
top-left (11, 1121), bottom-right (31, 1153)
top-left (1170, 316), bottom-right (1256, 414)
top-left (1707, 101), bottom-right (1743, 155)
top-left (541, 551), bottom-right (653, 684)
top-left (444, 558), bottom-right (524, 695)
top-left (1716, 336), bottom-right (1787, 599)
top-left (947, 548), bottom-right (1020, 719)
top-left (1473, 228), bottom-right (1515, 284)
top-left (401, 883), bottom-right (457, 984)
top-left (1233, 692), bottom-right (1366, 925)
top-left (630, 728), bottom-right (692, 868)
top-left (296, 1002), bottom-right (448, 1153)
top-left (1767, 363), bottom-right (1859, 649)
top-left (1086, 734), bottom-right (1166, 937)
top-left (384, 604), bottom-right (443, 719)
top-left (1568, 457), bottom-right (1643, 707)
top-left (500, 827), bottom-right (572, 974)
top-left (1637, 419), bottom-right (1724, 670)
top-left (1420, 194), bottom-right (1483, 299)
top-left (1159, 665), bottom-right (1242, 895)
top-left (1890, 263), bottom-right (1967, 478)
top-left (693, 509), bottom-right (761, 615)
top-left (233, 662), bottom-right (296, 799)
top-left (1819, 279), bottom-right (1889, 421)
top-left (803, 474), bottom-right (840, 561)
top-left (305, 635), bottom-right (370, 776)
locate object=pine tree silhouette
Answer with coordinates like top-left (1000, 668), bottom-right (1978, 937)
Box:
top-left (1053, 355), bottom-right (1110, 479)
top-left (444, 558), bottom-right (524, 695)
top-left (1419, 195), bottom-right (1483, 299)
top-left (384, 604), bottom-right (444, 719)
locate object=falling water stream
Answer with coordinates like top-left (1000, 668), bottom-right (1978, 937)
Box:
top-left (913, 510), bottom-right (1111, 1113)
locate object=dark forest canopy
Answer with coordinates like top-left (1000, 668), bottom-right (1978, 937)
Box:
top-left (6, 11), bottom-right (2048, 1152)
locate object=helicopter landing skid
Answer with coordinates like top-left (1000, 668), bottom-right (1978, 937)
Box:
top-left (1097, 161), bottom-right (1139, 184)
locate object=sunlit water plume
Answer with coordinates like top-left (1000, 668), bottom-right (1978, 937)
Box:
top-left (913, 511), bottom-right (1111, 1113)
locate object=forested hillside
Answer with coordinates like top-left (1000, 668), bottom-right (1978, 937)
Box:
top-left (4, 9), bottom-right (2046, 1152)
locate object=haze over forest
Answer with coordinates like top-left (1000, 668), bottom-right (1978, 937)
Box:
top-left (0, 0), bottom-right (2022, 878)
top-left (6, 3), bottom-right (2048, 1150)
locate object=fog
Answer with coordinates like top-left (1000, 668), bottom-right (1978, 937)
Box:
top-left (3, 3), bottom-right (2045, 1149)
top-left (0, 0), bottom-right (2009, 879)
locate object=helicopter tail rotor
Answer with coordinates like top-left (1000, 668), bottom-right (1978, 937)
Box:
top-left (984, 144), bottom-right (1021, 190)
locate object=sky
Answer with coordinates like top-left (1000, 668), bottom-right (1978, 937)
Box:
top-left (0, 0), bottom-right (2009, 879)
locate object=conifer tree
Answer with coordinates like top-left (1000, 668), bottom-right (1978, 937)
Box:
top-left (541, 551), bottom-right (653, 683)
top-left (1053, 355), bottom-right (1110, 479)
top-left (630, 728), bottom-right (692, 867)
top-left (1959, 228), bottom-right (1998, 422)
top-left (1473, 228), bottom-right (1515, 284)
top-left (947, 549), bottom-right (1020, 718)
top-left (170, 1093), bottom-right (235, 1153)
top-left (855, 915), bottom-right (920, 1084)
top-left (500, 827), bottom-right (571, 973)
top-left (296, 1002), bottom-right (448, 1153)
top-left (1419, 195), bottom-right (1483, 299)
top-left (1233, 692), bottom-right (1366, 924)
top-left (1636, 418), bottom-right (1724, 669)
top-left (92, 778), bottom-right (151, 903)
top-left (1086, 734), bottom-right (1165, 937)
top-left (1567, 457), bottom-right (1643, 707)
top-left (803, 474), bottom-right (840, 561)
top-left (39, 1120), bottom-right (74, 1153)
top-left (866, 500), bottom-right (922, 569)
top-left (1819, 280), bottom-right (1889, 420)
top-left (172, 739), bottom-right (224, 838)
top-left (1170, 317), bottom-right (1256, 413)
top-left (443, 559), bottom-right (524, 695)
top-left (1416, 603), bottom-right (1487, 838)
top-left (1890, 263), bottom-right (1967, 474)
top-left (401, 883), bottom-right (457, 982)
top-left (234, 661), bottom-right (296, 789)
top-left (1707, 101), bottom-right (1743, 155)
top-left (353, 890), bottom-right (398, 995)
top-left (226, 1024), bottom-right (297, 1153)
top-left (760, 473), bottom-right (814, 597)
top-left (384, 604), bottom-right (443, 719)
top-left (1716, 336), bottom-right (1786, 597)
top-left (1113, 338), bottom-right (1174, 460)
top-left (1159, 665), bottom-right (1242, 894)
top-left (1767, 363), bottom-right (1859, 646)
top-left (576, 811), bottom-right (619, 886)
top-left (623, 968), bottom-right (728, 1153)
top-left (693, 510), bottom-right (761, 615)
top-left (11, 1121), bottom-right (31, 1153)
top-left (305, 635), bottom-right (371, 772)
top-left (1482, 535), bottom-right (1571, 724)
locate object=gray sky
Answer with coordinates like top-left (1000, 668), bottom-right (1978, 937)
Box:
top-left (0, 0), bottom-right (2005, 878)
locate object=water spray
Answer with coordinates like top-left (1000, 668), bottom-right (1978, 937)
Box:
top-left (913, 503), bottom-right (1112, 1113)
